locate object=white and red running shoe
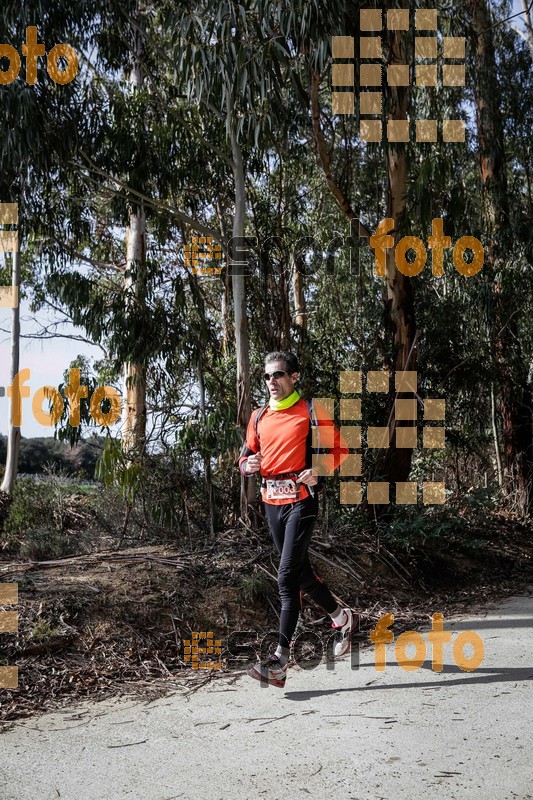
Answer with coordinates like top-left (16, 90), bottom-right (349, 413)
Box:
top-left (332, 608), bottom-right (357, 657)
top-left (247, 655), bottom-right (288, 687)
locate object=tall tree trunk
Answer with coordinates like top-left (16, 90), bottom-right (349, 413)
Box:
top-left (1, 251), bottom-right (21, 495)
top-left (491, 383), bottom-right (503, 487)
top-left (373, 20), bottom-right (417, 493)
top-left (310, 38), bottom-right (417, 498)
top-left (276, 150), bottom-right (292, 348)
top-left (228, 111), bottom-right (254, 522)
top-left (122, 27), bottom-right (147, 456)
top-left (122, 208), bottom-right (147, 454)
top-left (277, 266), bottom-right (292, 349)
top-left (292, 263), bottom-right (307, 333)
top-left (215, 196), bottom-right (231, 357)
top-left (471, 0), bottom-right (533, 514)
top-left (521, 0), bottom-right (533, 58)
top-left (198, 354), bottom-right (216, 537)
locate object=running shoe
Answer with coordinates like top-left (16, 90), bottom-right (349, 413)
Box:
top-left (247, 655), bottom-right (287, 687)
top-left (332, 608), bottom-right (357, 657)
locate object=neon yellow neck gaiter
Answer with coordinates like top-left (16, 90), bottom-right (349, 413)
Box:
top-left (269, 389), bottom-right (300, 411)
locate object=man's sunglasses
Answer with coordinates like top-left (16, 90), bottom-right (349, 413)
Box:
top-left (264, 370), bottom-right (288, 381)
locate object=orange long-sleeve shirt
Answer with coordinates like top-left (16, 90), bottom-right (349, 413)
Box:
top-left (238, 398), bottom-right (349, 505)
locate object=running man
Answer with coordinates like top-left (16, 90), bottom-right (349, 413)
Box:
top-left (238, 350), bottom-right (356, 687)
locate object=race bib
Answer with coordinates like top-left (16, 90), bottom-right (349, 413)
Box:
top-left (265, 479), bottom-right (299, 500)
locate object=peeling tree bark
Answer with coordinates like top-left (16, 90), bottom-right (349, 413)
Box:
top-left (1, 251), bottom-right (21, 495)
top-left (521, 0), bottom-right (533, 58)
top-left (122, 32), bottom-right (147, 457)
top-left (122, 206), bottom-right (147, 455)
top-left (198, 352), bottom-right (216, 537)
top-left (229, 113), bottom-right (254, 522)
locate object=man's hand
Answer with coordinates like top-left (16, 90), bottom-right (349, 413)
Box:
top-left (296, 468), bottom-right (319, 486)
top-left (245, 452), bottom-right (262, 474)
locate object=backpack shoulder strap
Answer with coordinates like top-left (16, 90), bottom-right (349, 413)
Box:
top-left (254, 404), bottom-right (270, 440)
top-left (306, 398), bottom-right (326, 489)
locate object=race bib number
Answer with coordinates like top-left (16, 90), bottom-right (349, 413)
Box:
top-left (265, 479), bottom-right (299, 500)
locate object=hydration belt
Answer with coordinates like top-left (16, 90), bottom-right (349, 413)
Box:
top-left (260, 471), bottom-right (301, 489)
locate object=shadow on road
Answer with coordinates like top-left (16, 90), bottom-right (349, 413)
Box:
top-left (285, 662), bottom-right (533, 701)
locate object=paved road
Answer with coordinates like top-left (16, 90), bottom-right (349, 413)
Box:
top-left (1, 591), bottom-right (532, 800)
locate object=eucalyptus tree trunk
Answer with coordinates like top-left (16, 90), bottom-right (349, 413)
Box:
top-left (1, 251), bottom-right (21, 495)
top-left (292, 263), bottom-right (306, 333)
top-left (228, 111), bottom-right (254, 522)
top-left (122, 207), bottom-right (147, 454)
top-left (310, 28), bottom-right (416, 495)
top-left (521, 0), bottom-right (533, 58)
top-left (471, 0), bottom-right (533, 514)
top-left (276, 152), bottom-right (293, 347)
top-left (198, 354), bottom-right (216, 537)
top-left (375, 19), bottom-right (417, 491)
top-left (277, 265), bottom-right (292, 348)
top-left (490, 383), bottom-right (503, 487)
top-left (215, 196), bottom-right (231, 357)
top-left (122, 29), bottom-right (147, 456)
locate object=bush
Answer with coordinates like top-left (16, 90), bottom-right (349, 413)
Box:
top-left (19, 526), bottom-right (72, 561)
top-left (4, 478), bottom-right (64, 537)
top-left (2, 467), bottom-right (82, 559)
top-left (383, 506), bottom-right (463, 553)
top-left (238, 573), bottom-right (271, 603)
top-left (382, 485), bottom-right (501, 553)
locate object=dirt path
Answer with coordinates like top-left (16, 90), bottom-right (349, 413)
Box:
top-left (1, 590), bottom-right (532, 800)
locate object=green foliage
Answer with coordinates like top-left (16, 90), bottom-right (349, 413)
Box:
top-left (95, 438), bottom-right (143, 504)
top-left (384, 486), bottom-right (501, 553)
top-left (5, 474), bottom-right (66, 537)
top-left (238, 572), bottom-right (271, 603)
top-left (1, 466), bottom-right (87, 559)
top-left (30, 620), bottom-right (63, 640)
top-left (1, 0), bottom-right (530, 531)
top-left (95, 437), bottom-right (206, 534)
top-left (19, 527), bottom-right (72, 562)
top-left (0, 434), bottom-right (100, 478)
top-left (384, 505), bottom-right (463, 553)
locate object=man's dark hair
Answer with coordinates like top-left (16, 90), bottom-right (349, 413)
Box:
top-left (264, 350), bottom-right (300, 374)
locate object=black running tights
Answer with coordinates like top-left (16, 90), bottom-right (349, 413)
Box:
top-left (265, 493), bottom-right (338, 649)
